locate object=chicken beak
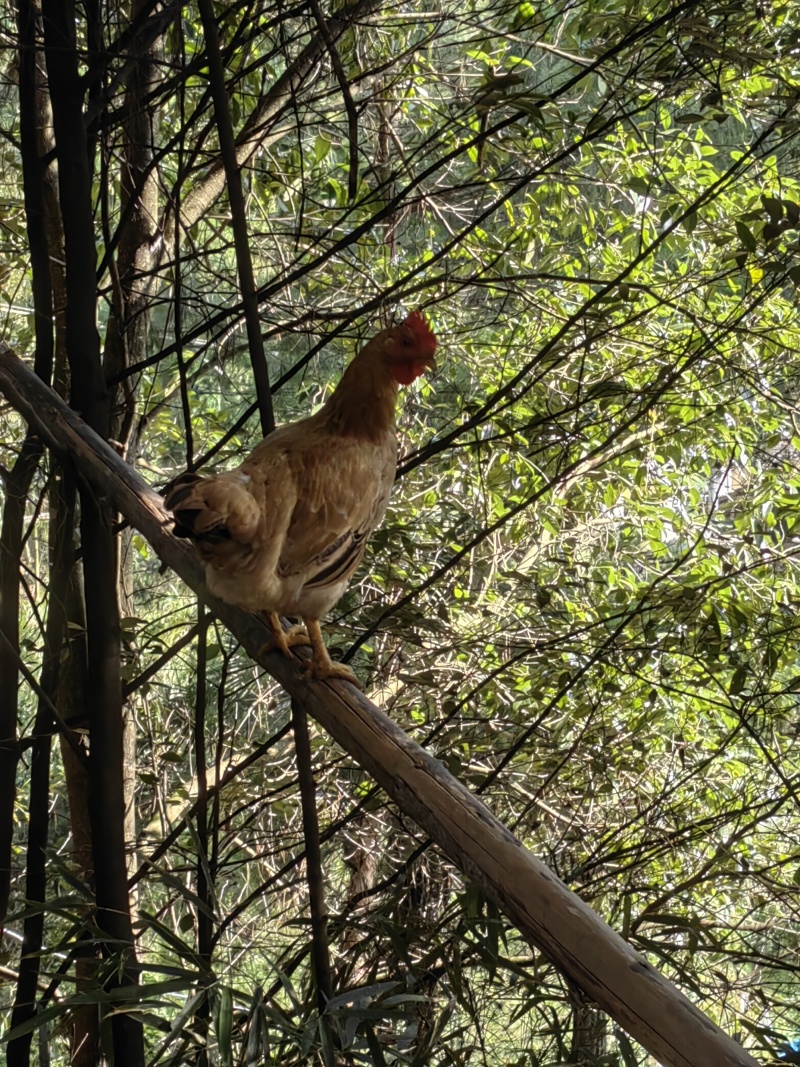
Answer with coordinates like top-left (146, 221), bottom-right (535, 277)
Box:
top-left (422, 334), bottom-right (438, 374)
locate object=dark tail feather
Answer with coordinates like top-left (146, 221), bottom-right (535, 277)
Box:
top-left (164, 474), bottom-right (216, 540)
top-left (163, 470), bottom-right (260, 544)
top-left (163, 472), bottom-right (204, 512)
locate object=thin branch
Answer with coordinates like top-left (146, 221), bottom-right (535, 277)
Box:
top-left (291, 697), bottom-right (334, 1010)
top-left (308, 0), bottom-right (359, 201)
top-left (0, 624), bottom-right (87, 771)
top-left (171, 0), bottom-right (385, 243)
top-left (197, 0), bottom-right (274, 434)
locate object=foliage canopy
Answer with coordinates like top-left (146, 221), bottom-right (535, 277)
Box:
top-left (2, 0), bottom-right (800, 1064)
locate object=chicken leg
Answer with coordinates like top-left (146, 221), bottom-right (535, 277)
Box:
top-left (259, 612), bottom-right (362, 689)
top-left (303, 618), bottom-right (363, 689)
top-left (260, 611), bottom-right (311, 657)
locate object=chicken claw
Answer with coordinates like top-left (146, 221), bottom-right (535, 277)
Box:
top-left (304, 619), bottom-right (364, 690)
top-left (259, 611), bottom-right (311, 659)
top-left (258, 613), bottom-right (362, 688)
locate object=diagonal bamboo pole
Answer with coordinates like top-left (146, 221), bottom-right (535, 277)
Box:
top-left (0, 343), bottom-right (758, 1067)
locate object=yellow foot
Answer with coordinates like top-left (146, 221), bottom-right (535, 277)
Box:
top-left (303, 657), bottom-right (363, 690)
top-left (258, 612), bottom-right (311, 659)
top-left (302, 617), bottom-right (363, 689)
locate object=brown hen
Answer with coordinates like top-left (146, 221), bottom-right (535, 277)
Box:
top-left (164, 311), bottom-right (437, 686)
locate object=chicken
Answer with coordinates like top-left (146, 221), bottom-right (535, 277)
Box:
top-left (164, 311), bottom-right (437, 686)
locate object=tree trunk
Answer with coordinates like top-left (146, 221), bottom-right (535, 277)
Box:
top-left (7, 462), bottom-right (76, 1067)
top-left (59, 569), bottom-right (101, 1067)
top-left (0, 0), bottom-right (56, 929)
top-left (103, 0), bottom-right (165, 891)
top-left (41, 0), bottom-right (144, 1060)
top-left (570, 1000), bottom-right (608, 1065)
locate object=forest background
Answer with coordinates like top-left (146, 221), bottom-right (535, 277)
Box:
top-left (1, 0), bottom-right (800, 1065)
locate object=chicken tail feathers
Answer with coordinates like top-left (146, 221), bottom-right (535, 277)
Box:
top-left (164, 471), bottom-right (261, 545)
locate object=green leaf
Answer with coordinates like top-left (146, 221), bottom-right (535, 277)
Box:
top-left (729, 663), bottom-right (748, 695)
top-left (215, 986), bottom-right (233, 1066)
top-left (761, 194), bottom-right (783, 222)
top-left (735, 219), bottom-right (757, 252)
top-left (314, 134), bottom-right (332, 163)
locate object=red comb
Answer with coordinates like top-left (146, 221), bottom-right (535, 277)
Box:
top-left (402, 310), bottom-right (437, 354)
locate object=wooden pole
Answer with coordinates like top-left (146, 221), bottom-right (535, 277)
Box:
top-left (0, 344), bottom-right (759, 1067)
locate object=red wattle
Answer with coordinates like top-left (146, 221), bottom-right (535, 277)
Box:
top-left (393, 361), bottom-right (423, 385)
